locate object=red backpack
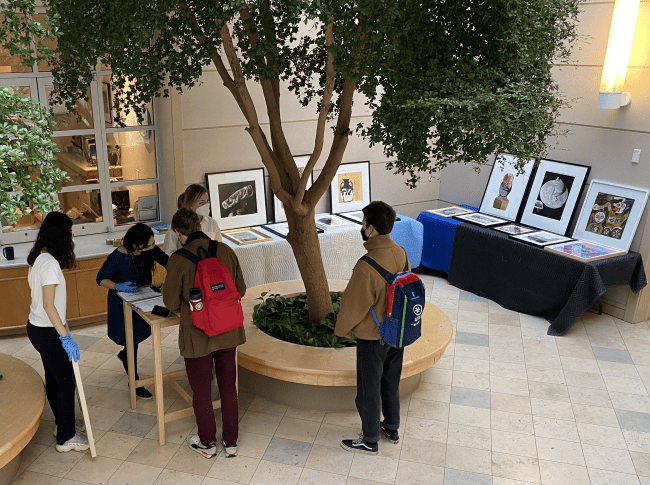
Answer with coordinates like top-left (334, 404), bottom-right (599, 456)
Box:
top-left (176, 240), bottom-right (244, 337)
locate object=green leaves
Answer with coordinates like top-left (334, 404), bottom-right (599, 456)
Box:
top-left (252, 291), bottom-right (355, 348)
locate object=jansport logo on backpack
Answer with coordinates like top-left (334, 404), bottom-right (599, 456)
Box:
top-left (360, 251), bottom-right (425, 348)
top-left (176, 240), bottom-right (244, 337)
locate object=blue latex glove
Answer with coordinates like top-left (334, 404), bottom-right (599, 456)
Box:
top-left (59, 335), bottom-right (80, 363)
top-left (116, 282), bottom-right (141, 293)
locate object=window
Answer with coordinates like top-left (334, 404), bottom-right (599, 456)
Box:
top-left (0, 20), bottom-right (162, 244)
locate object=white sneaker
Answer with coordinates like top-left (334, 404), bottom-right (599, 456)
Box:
top-left (220, 435), bottom-right (238, 457)
top-left (56, 432), bottom-right (90, 453)
top-left (53, 419), bottom-right (86, 437)
top-left (187, 434), bottom-right (217, 459)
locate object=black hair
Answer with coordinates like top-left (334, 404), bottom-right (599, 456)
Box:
top-left (122, 223), bottom-right (155, 273)
top-left (171, 208), bottom-right (201, 236)
top-left (27, 212), bottom-right (76, 269)
top-left (362, 201), bottom-right (396, 235)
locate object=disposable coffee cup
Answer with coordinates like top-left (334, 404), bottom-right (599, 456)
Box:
top-left (3, 246), bottom-right (14, 260)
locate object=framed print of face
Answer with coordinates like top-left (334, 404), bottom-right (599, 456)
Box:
top-left (330, 161), bottom-right (371, 214)
top-left (453, 212), bottom-right (509, 227)
top-left (519, 159), bottom-right (591, 235)
top-left (479, 154), bottom-right (535, 221)
top-left (572, 180), bottom-right (649, 252)
top-left (545, 240), bottom-right (626, 261)
top-left (221, 227), bottom-right (273, 246)
top-left (510, 230), bottom-right (573, 247)
top-left (274, 155), bottom-right (313, 223)
top-left (427, 206), bottom-right (476, 218)
top-left (315, 213), bottom-right (356, 231)
top-left (206, 168), bottom-right (267, 231)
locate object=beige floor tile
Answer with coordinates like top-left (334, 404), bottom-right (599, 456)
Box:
top-left (9, 470), bottom-right (62, 485)
top-left (538, 460), bottom-right (591, 485)
top-left (447, 423), bottom-right (491, 451)
top-left (492, 478), bottom-right (539, 485)
top-left (408, 382), bottom-right (451, 403)
top-left (526, 366), bottom-right (566, 385)
top-left (283, 407), bottom-right (326, 423)
top-left (625, 430), bottom-right (650, 454)
top-left (445, 444), bottom-right (491, 475)
top-left (528, 381), bottom-right (570, 403)
top-left (490, 349), bottom-right (526, 365)
top-left (490, 376), bottom-right (529, 397)
top-left (348, 454), bottom-right (399, 484)
top-left (449, 404), bottom-right (491, 429)
top-left (523, 351), bottom-right (562, 369)
top-left (232, 431), bottom-right (272, 459)
top-left (16, 442), bottom-right (48, 474)
top-left (64, 455), bottom-right (123, 485)
top-left (303, 443), bottom-right (353, 475)
top-left (83, 369), bottom-right (124, 389)
top-left (26, 446), bottom-right (85, 478)
top-left (87, 406), bottom-right (124, 431)
top-left (489, 324), bottom-right (522, 337)
top-left (522, 337), bottom-right (557, 354)
top-left (491, 430), bottom-right (537, 458)
top-left (297, 468), bottom-right (347, 485)
top-left (491, 410), bottom-right (534, 435)
top-left (630, 451), bottom-right (650, 477)
top-left (95, 432), bottom-right (142, 460)
top-left (144, 417), bottom-right (196, 445)
top-left (611, 392), bottom-right (650, 413)
top-left (29, 419), bottom-right (56, 446)
top-left (107, 461), bottom-right (162, 485)
top-left (530, 398), bottom-right (574, 421)
top-left (452, 371), bottom-right (490, 391)
top-left (572, 403), bottom-right (620, 427)
top-left (78, 350), bottom-right (113, 368)
top-left (630, 351), bottom-right (650, 367)
top-left (568, 386), bottom-right (612, 408)
top-left (457, 310), bottom-right (489, 323)
top-left (561, 356), bottom-right (601, 374)
top-left (489, 336), bottom-right (524, 351)
top-left (490, 362), bottom-right (528, 380)
top-left (394, 461), bottom-right (445, 485)
top-left (164, 441), bottom-right (217, 476)
top-left (238, 410), bottom-right (283, 436)
top-left (247, 395), bottom-right (288, 416)
top-left (453, 357), bottom-right (489, 375)
top-left (491, 452), bottom-right (540, 483)
top-left (582, 444), bottom-right (637, 474)
top-left (408, 398), bottom-right (449, 422)
top-left (152, 469), bottom-right (204, 485)
top-left (533, 416), bottom-right (579, 442)
top-left (603, 375), bottom-right (649, 396)
top-left (403, 417), bottom-right (448, 443)
top-left (588, 468), bottom-right (642, 485)
top-left (93, 388), bottom-right (133, 412)
top-left (314, 424), bottom-right (362, 449)
top-left (249, 460), bottom-right (302, 485)
top-left (274, 416), bottom-right (321, 443)
top-left (206, 454), bottom-right (260, 483)
top-left (535, 436), bottom-right (586, 466)
top-left (455, 343), bottom-right (490, 361)
top-left (399, 436), bottom-right (447, 466)
top-left (598, 361), bottom-right (640, 379)
top-left (577, 422), bottom-right (627, 450)
top-left (491, 393), bottom-right (532, 415)
top-left (456, 321), bottom-right (489, 335)
top-left (563, 370), bottom-right (606, 390)
top-left (421, 367), bottom-right (453, 385)
top-left (126, 438), bottom-right (179, 468)
top-left (345, 476), bottom-right (388, 485)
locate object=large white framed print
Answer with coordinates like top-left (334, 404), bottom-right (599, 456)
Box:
top-left (519, 159), bottom-right (591, 236)
top-left (478, 154), bottom-right (535, 221)
top-left (572, 180), bottom-right (649, 252)
top-left (330, 161), bottom-right (371, 214)
top-left (274, 155), bottom-right (313, 223)
top-left (206, 168), bottom-right (267, 231)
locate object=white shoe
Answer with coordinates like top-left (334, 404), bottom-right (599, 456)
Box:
top-left (56, 432), bottom-right (89, 453)
top-left (187, 434), bottom-right (217, 459)
top-left (220, 435), bottom-right (238, 457)
top-left (53, 419), bottom-right (86, 437)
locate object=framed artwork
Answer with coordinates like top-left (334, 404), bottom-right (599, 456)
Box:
top-left (315, 213), bottom-right (356, 231)
top-left (545, 240), bottom-right (626, 262)
top-left (221, 227), bottom-right (273, 246)
top-left (330, 161), bottom-right (371, 214)
top-left (519, 159), bottom-right (591, 235)
top-left (338, 210), bottom-right (364, 224)
top-left (479, 154), bottom-right (535, 221)
top-left (492, 223), bottom-right (536, 235)
top-left (274, 155), bottom-right (313, 223)
top-left (261, 222), bottom-right (323, 239)
top-left (453, 212), bottom-right (509, 227)
top-left (510, 230), bottom-right (573, 248)
top-left (572, 179), bottom-right (649, 252)
top-left (427, 206), bottom-right (475, 218)
top-left (206, 168), bottom-right (267, 231)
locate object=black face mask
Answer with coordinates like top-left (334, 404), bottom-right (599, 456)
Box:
top-left (360, 227), bottom-right (370, 242)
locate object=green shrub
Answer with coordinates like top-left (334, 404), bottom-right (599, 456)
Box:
top-left (252, 292), bottom-right (356, 348)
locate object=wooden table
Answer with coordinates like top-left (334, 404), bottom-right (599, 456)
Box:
top-left (121, 298), bottom-right (223, 445)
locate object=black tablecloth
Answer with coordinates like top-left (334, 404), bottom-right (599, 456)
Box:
top-left (447, 223), bottom-right (647, 336)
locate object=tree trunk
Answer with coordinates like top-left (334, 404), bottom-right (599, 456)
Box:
top-left (285, 208), bottom-right (333, 322)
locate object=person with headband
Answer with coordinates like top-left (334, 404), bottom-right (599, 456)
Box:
top-left (163, 184), bottom-right (222, 255)
top-left (26, 212), bottom-right (89, 453)
top-left (97, 223), bottom-right (169, 399)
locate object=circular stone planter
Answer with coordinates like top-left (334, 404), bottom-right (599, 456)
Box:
top-left (237, 279), bottom-right (453, 411)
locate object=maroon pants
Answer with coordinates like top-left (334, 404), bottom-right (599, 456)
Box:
top-left (184, 347), bottom-right (238, 447)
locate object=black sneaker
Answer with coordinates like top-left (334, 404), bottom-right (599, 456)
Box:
top-left (341, 436), bottom-right (378, 455)
top-left (380, 422), bottom-right (399, 443)
top-left (135, 386), bottom-right (153, 399)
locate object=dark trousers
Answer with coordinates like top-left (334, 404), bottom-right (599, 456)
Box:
top-left (355, 338), bottom-right (404, 443)
top-left (185, 347), bottom-right (238, 447)
top-left (27, 322), bottom-right (77, 445)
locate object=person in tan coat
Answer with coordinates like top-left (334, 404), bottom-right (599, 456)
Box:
top-left (335, 201), bottom-right (409, 455)
top-left (163, 208), bottom-right (246, 459)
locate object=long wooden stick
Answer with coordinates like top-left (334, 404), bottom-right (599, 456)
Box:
top-left (72, 361), bottom-right (96, 458)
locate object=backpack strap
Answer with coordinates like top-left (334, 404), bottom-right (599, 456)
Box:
top-left (360, 247), bottom-right (410, 282)
top-left (207, 240), bottom-right (219, 259)
top-left (401, 248), bottom-right (409, 272)
top-left (175, 248), bottom-right (199, 266)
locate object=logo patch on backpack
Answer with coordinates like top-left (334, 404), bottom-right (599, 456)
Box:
top-left (211, 283), bottom-right (225, 292)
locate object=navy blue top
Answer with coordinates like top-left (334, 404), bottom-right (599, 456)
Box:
top-left (96, 247), bottom-right (169, 346)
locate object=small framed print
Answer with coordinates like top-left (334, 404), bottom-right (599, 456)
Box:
top-left (427, 206), bottom-right (476, 218)
top-left (330, 161), bottom-right (371, 214)
top-left (510, 230), bottom-right (573, 248)
top-left (261, 222), bottom-right (323, 239)
top-left (338, 210), bottom-right (364, 224)
top-left (206, 168), bottom-right (267, 231)
top-left (545, 240), bottom-right (626, 262)
top-left (315, 213), bottom-right (356, 231)
top-left (453, 212), bottom-right (509, 227)
top-left (221, 227), bottom-right (273, 246)
top-left (274, 155), bottom-right (313, 223)
top-left (492, 223), bottom-right (536, 235)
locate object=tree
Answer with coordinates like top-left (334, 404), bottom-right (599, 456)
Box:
top-left (1, 0), bottom-right (579, 321)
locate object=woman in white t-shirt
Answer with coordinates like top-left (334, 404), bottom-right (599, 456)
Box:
top-left (163, 184), bottom-right (222, 255)
top-left (26, 212), bottom-right (89, 453)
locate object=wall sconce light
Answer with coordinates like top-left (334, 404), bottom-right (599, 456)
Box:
top-left (598, 0), bottom-right (640, 109)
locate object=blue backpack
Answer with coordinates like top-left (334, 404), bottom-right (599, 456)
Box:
top-left (360, 252), bottom-right (425, 348)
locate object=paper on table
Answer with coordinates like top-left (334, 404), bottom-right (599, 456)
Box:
top-left (131, 295), bottom-right (165, 313)
top-left (117, 286), bottom-right (160, 301)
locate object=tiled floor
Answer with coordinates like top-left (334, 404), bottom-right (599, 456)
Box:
top-left (5, 272), bottom-right (650, 484)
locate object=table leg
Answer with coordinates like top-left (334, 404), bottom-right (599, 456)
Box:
top-left (151, 322), bottom-right (166, 445)
top-left (123, 300), bottom-right (137, 410)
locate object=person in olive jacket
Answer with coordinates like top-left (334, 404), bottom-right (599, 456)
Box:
top-left (163, 208), bottom-right (246, 459)
top-left (334, 201), bottom-right (409, 455)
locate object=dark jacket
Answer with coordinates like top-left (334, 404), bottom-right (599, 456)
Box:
top-left (163, 232), bottom-right (246, 358)
top-left (334, 234), bottom-right (409, 340)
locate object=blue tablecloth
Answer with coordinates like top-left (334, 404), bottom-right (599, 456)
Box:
top-left (416, 205), bottom-right (477, 273)
top-left (391, 214), bottom-right (424, 268)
